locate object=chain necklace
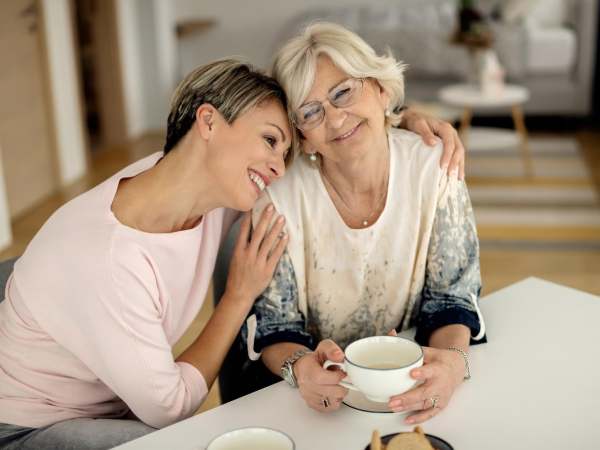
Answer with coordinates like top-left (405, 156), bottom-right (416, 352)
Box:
top-left (321, 169), bottom-right (388, 226)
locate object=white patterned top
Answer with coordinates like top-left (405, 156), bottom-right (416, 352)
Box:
top-left (244, 128), bottom-right (485, 354)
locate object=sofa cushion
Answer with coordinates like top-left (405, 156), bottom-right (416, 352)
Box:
top-left (526, 25), bottom-right (577, 74)
top-left (0, 257), bottom-right (18, 302)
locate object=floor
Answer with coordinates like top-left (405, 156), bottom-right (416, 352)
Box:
top-left (1, 129), bottom-right (599, 414)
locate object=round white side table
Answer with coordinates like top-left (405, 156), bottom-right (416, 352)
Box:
top-left (438, 84), bottom-right (533, 178)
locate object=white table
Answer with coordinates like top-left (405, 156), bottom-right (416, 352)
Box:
top-left (438, 84), bottom-right (534, 178)
top-left (116, 278), bottom-right (600, 450)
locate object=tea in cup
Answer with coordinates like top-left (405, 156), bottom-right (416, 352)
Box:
top-left (323, 336), bottom-right (423, 403)
top-left (205, 427), bottom-right (294, 450)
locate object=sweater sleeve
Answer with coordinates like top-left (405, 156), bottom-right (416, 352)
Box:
top-left (415, 177), bottom-right (487, 347)
top-left (240, 248), bottom-right (314, 360)
top-left (58, 232), bottom-right (208, 429)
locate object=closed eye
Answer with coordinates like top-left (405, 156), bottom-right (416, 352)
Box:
top-left (333, 88), bottom-right (351, 101)
top-left (304, 107), bottom-right (321, 120)
top-left (265, 136), bottom-right (277, 148)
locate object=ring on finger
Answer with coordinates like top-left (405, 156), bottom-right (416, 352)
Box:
top-left (430, 396), bottom-right (439, 409)
top-left (321, 397), bottom-right (330, 408)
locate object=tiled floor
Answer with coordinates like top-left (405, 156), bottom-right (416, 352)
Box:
top-left (1, 129), bottom-right (599, 414)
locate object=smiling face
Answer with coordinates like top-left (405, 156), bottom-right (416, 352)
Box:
top-left (205, 99), bottom-right (291, 211)
top-left (299, 57), bottom-right (390, 164)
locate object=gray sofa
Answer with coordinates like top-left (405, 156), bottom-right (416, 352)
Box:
top-left (276, 0), bottom-right (598, 116)
top-left (0, 257), bottom-right (17, 303)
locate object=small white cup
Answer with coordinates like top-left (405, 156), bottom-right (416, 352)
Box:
top-left (205, 427), bottom-right (295, 450)
top-left (323, 336), bottom-right (423, 403)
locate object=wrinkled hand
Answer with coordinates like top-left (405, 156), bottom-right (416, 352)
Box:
top-left (389, 347), bottom-right (466, 424)
top-left (225, 206), bottom-right (288, 305)
top-left (401, 109), bottom-right (465, 180)
top-left (294, 340), bottom-right (348, 412)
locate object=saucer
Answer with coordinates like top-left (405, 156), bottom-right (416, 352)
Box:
top-left (342, 389), bottom-right (395, 414)
top-left (364, 432), bottom-right (454, 450)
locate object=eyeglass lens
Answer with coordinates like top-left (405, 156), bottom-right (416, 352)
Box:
top-left (294, 78), bottom-right (363, 130)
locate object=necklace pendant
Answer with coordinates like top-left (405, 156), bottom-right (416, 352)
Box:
top-left (363, 220), bottom-right (368, 226)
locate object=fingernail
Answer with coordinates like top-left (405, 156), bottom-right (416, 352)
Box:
top-left (405, 419), bottom-right (414, 425)
top-left (333, 350), bottom-right (343, 356)
top-left (460, 173), bottom-right (465, 181)
top-left (441, 163), bottom-right (449, 171)
top-left (282, 233), bottom-right (289, 240)
top-left (412, 371), bottom-right (422, 378)
top-left (277, 215), bottom-right (284, 223)
top-left (267, 204), bottom-right (274, 211)
top-left (392, 406), bottom-right (404, 412)
top-left (429, 138), bottom-right (437, 145)
top-left (390, 399), bottom-right (401, 407)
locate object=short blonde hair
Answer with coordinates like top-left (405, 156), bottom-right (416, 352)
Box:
top-left (270, 22), bottom-right (407, 152)
top-left (165, 59), bottom-right (293, 166)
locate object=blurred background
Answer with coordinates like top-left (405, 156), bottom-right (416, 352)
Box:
top-left (0, 0), bottom-right (598, 412)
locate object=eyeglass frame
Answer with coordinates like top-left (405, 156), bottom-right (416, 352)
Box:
top-left (292, 77), bottom-right (366, 131)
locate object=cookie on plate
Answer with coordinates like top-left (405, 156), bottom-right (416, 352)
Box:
top-left (387, 426), bottom-right (434, 450)
top-left (371, 430), bottom-right (382, 450)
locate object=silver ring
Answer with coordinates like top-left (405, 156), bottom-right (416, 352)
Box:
top-left (322, 397), bottom-right (330, 408)
top-left (430, 396), bottom-right (439, 409)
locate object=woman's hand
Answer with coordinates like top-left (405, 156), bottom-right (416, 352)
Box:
top-left (293, 340), bottom-right (349, 412)
top-left (388, 347), bottom-right (466, 424)
top-left (400, 109), bottom-right (465, 180)
top-left (225, 205), bottom-right (288, 305)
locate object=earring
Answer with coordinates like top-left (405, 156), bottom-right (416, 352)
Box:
top-left (309, 152), bottom-right (317, 162)
top-left (384, 107), bottom-right (390, 117)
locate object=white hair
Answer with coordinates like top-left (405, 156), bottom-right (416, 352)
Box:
top-left (270, 21), bottom-right (407, 147)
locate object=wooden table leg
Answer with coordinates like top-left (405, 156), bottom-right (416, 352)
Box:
top-left (459, 107), bottom-right (472, 150)
top-left (511, 104), bottom-right (534, 179)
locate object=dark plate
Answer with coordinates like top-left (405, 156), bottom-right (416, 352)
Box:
top-left (365, 432), bottom-right (453, 450)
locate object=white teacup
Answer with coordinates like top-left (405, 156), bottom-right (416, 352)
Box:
top-left (205, 427), bottom-right (295, 450)
top-left (323, 336), bottom-right (423, 403)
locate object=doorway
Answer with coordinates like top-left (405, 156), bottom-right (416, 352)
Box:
top-left (72, 0), bottom-right (127, 152)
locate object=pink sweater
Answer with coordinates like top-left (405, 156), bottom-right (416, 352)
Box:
top-left (0, 153), bottom-right (240, 429)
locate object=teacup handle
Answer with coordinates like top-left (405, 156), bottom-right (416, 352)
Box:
top-left (322, 360), bottom-right (359, 391)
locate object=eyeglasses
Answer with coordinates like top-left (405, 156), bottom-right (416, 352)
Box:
top-left (292, 78), bottom-right (365, 131)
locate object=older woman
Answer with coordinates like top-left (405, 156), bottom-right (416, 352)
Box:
top-left (241, 22), bottom-right (486, 425)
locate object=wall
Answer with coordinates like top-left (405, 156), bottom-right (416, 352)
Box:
top-left (153, 0), bottom-right (179, 125)
top-left (115, 0), bottom-right (424, 140)
top-left (115, 0), bottom-right (146, 139)
top-left (173, 0), bottom-right (404, 75)
top-left (115, 0), bottom-right (176, 140)
top-left (42, 0), bottom-right (88, 186)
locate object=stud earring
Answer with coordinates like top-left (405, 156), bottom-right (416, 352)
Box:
top-left (384, 107), bottom-right (390, 117)
top-left (309, 152), bottom-right (317, 162)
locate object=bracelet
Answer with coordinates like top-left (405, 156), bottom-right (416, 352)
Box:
top-left (446, 347), bottom-right (471, 380)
